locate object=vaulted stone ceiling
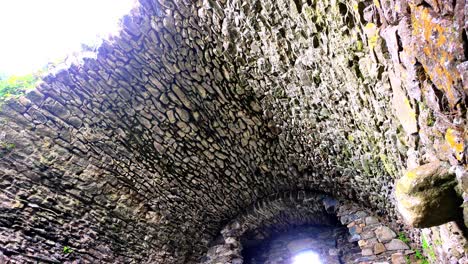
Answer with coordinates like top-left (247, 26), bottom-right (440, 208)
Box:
top-left (0, 0), bottom-right (467, 263)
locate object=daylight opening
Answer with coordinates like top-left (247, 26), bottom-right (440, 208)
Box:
top-left (292, 250), bottom-right (322, 264)
top-left (0, 0), bottom-right (136, 76)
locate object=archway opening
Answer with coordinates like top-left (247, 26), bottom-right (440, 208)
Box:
top-left (241, 225), bottom-right (359, 264)
top-left (293, 250), bottom-right (322, 264)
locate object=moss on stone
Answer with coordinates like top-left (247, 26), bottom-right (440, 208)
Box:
top-left (379, 154), bottom-right (397, 177)
top-left (0, 141), bottom-right (15, 158)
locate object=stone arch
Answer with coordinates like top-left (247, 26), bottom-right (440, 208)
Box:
top-left (201, 191), bottom-right (417, 264)
top-left (223, 191), bottom-right (339, 238)
top-left (202, 191), bottom-right (341, 264)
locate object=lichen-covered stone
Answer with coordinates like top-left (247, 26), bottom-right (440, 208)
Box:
top-left (396, 161), bottom-right (462, 227)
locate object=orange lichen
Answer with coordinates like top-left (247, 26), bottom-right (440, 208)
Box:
top-left (410, 5), bottom-right (462, 108)
top-left (423, 46), bottom-right (431, 56)
top-left (437, 34), bottom-right (447, 47)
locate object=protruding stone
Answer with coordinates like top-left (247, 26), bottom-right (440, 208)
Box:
top-left (358, 239), bottom-right (368, 248)
top-left (395, 160), bottom-right (462, 227)
top-left (67, 116), bottom-right (83, 128)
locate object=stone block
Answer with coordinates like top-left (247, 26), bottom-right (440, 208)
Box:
top-left (395, 161), bottom-right (462, 227)
top-left (375, 226), bottom-right (396, 242)
top-left (373, 243), bottom-right (386, 254)
top-left (385, 239), bottom-right (409, 251)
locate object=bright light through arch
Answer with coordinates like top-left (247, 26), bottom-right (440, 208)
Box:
top-left (293, 250), bottom-right (322, 264)
top-left (0, 0), bottom-right (136, 76)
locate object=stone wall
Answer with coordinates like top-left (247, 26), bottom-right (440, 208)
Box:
top-left (339, 203), bottom-right (468, 263)
top-left (201, 192), bottom-right (339, 264)
top-left (201, 193), bottom-right (409, 264)
top-left (0, 0), bottom-right (467, 263)
top-left (337, 202), bottom-right (413, 264)
top-left (204, 194), bottom-right (467, 263)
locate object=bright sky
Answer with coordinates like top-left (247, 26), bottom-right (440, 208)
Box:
top-left (293, 251), bottom-right (322, 264)
top-left (0, 0), bottom-right (135, 76)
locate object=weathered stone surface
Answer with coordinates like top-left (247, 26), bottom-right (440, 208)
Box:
top-left (385, 239), bottom-right (410, 251)
top-left (365, 216), bottom-right (380, 226)
top-left (396, 161), bottom-right (462, 227)
top-left (375, 226), bottom-right (397, 242)
top-left (374, 242), bottom-right (386, 254)
top-left (410, 5), bottom-right (465, 108)
top-left (390, 72), bottom-right (418, 135)
top-left (362, 248), bottom-right (374, 256)
top-left (205, 198), bottom-right (417, 264)
top-left (391, 253), bottom-right (407, 264)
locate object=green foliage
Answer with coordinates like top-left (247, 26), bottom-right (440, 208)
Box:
top-left (400, 233), bottom-right (434, 264)
top-left (415, 249), bottom-right (424, 259)
top-left (63, 246), bottom-right (73, 254)
top-left (0, 59), bottom-right (61, 103)
top-left (422, 235), bottom-right (429, 248)
top-left (422, 234), bottom-right (436, 260)
top-left (426, 114), bottom-right (435, 126)
top-left (0, 65), bottom-right (49, 102)
top-left (0, 74), bottom-right (38, 101)
top-left (1, 142), bottom-right (15, 150)
top-left (398, 232), bottom-right (410, 243)
top-left (356, 40), bottom-right (364, 51)
top-left (0, 141), bottom-right (15, 158)
top-left (414, 249), bottom-right (430, 264)
top-left (405, 256), bottom-right (411, 264)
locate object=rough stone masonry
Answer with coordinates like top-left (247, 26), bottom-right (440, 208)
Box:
top-left (0, 0), bottom-right (468, 263)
